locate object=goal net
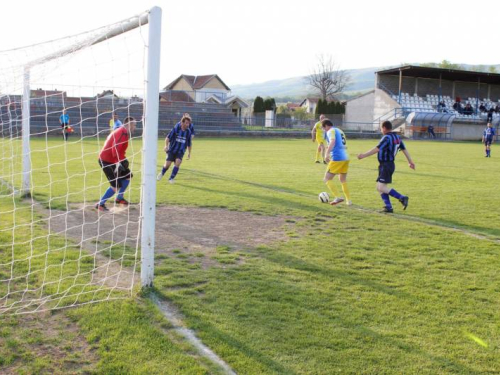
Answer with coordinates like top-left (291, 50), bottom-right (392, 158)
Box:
top-left (0, 8), bottom-right (161, 314)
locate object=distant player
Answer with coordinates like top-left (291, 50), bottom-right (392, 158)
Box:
top-left (95, 117), bottom-right (136, 211)
top-left (157, 115), bottom-right (192, 183)
top-left (322, 119), bottom-right (351, 206)
top-left (109, 113), bottom-right (123, 132)
top-left (357, 120), bottom-right (415, 213)
top-left (59, 109), bottom-right (70, 141)
top-left (482, 122), bottom-right (495, 157)
top-left (311, 114), bottom-right (327, 163)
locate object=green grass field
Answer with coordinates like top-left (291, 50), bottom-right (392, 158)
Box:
top-left (1, 137), bottom-right (500, 374)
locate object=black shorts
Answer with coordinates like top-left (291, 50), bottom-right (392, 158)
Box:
top-left (377, 161), bottom-right (395, 184)
top-left (99, 159), bottom-right (131, 188)
top-left (485, 138), bottom-right (493, 146)
top-left (166, 151), bottom-right (184, 162)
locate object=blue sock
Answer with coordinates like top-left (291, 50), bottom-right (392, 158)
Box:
top-left (381, 193), bottom-right (392, 208)
top-left (99, 187), bottom-right (116, 206)
top-left (161, 166), bottom-right (168, 175)
top-left (116, 179), bottom-right (130, 200)
top-left (389, 189), bottom-right (403, 200)
top-left (170, 166), bottom-right (179, 180)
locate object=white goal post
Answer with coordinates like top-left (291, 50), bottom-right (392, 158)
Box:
top-left (0, 7), bottom-right (162, 314)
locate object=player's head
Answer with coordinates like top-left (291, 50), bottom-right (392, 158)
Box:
top-left (113, 113), bottom-right (119, 119)
top-left (62, 109), bottom-right (66, 114)
top-left (183, 113), bottom-right (192, 121)
top-left (381, 121), bottom-right (392, 134)
top-left (321, 119), bottom-right (333, 129)
top-left (319, 114), bottom-right (325, 121)
top-left (180, 116), bottom-right (191, 130)
top-left (124, 116), bottom-right (136, 132)
top-left (487, 122), bottom-right (493, 127)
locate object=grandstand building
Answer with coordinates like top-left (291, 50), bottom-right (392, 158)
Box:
top-left (345, 65), bottom-right (500, 140)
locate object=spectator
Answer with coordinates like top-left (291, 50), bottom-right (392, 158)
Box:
top-left (479, 103), bottom-right (486, 112)
top-left (487, 107), bottom-right (494, 123)
top-left (495, 105), bottom-right (500, 113)
top-left (453, 100), bottom-right (463, 114)
top-left (437, 101), bottom-right (447, 113)
top-left (427, 124), bottom-right (436, 139)
top-left (463, 103), bottom-right (474, 116)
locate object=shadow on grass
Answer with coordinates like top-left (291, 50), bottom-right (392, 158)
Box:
top-left (177, 182), bottom-right (328, 216)
top-left (186, 169), bottom-right (314, 198)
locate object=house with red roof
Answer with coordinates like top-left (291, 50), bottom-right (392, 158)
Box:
top-left (162, 74), bottom-right (248, 117)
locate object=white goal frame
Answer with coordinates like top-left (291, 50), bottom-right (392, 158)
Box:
top-left (20, 7), bottom-right (162, 289)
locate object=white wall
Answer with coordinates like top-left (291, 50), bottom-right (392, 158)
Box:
top-left (345, 91), bottom-right (375, 124)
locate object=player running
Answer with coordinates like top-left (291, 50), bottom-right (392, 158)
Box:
top-left (95, 117), bottom-right (136, 211)
top-left (482, 122), bottom-right (495, 157)
top-left (357, 120), bottom-right (415, 213)
top-left (157, 115), bottom-right (192, 183)
top-left (311, 114), bottom-right (327, 163)
top-left (322, 119), bottom-right (351, 206)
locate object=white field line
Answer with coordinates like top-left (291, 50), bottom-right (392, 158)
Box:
top-left (150, 293), bottom-right (237, 375)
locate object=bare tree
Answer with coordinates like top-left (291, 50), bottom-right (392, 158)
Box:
top-left (307, 55), bottom-right (351, 100)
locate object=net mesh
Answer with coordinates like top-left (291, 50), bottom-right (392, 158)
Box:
top-left (0, 11), bottom-right (151, 314)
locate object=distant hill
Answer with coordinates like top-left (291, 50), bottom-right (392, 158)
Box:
top-left (230, 64), bottom-right (500, 101)
top-left (230, 66), bottom-right (382, 101)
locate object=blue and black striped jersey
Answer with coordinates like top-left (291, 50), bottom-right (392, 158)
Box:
top-left (167, 126), bottom-right (192, 154)
top-left (376, 132), bottom-right (406, 162)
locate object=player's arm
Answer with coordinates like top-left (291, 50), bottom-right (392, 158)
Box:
top-left (325, 134), bottom-right (335, 162)
top-left (311, 126), bottom-right (316, 142)
top-left (401, 149), bottom-right (415, 169)
top-left (164, 137), bottom-right (170, 152)
top-left (357, 147), bottom-right (379, 160)
top-left (187, 132), bottom-right (192, 159)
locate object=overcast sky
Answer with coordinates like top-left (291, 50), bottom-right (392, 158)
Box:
top-left (0, 0), bottom-right (498, 87)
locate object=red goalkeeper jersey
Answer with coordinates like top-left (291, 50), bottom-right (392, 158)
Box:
top-left (99, 126), bottom-right (129, 163)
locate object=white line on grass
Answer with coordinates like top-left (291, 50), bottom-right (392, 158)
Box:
top-left (150, 293), bottom-right (237, 375)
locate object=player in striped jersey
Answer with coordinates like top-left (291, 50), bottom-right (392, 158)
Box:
top-left (157, 115), bottom-right (192, 183)
top-left (322, 119), bottom-right (351, 206)
top-left (482, 122), bottom-right (495, 157)
top-left (357, 121), bottom-right (415, 213)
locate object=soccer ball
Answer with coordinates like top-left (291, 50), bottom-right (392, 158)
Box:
top-left (318, 192), bottom-right (329, 203)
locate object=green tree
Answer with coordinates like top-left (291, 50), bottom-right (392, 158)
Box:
top-left (253, 96), bottom-right (265, 113)
top-left (263, 98), bottom-right (276, 112)
top-left (489, 66), bottom-right (498, 74)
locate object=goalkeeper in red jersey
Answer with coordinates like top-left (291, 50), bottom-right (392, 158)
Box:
top-left (95, 117), bottom-right (136, 211)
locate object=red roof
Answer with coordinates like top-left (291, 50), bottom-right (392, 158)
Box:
top-left (159, 91), bottom-right (196, 103)
top-left (163, 74), bottom-right (230, 91)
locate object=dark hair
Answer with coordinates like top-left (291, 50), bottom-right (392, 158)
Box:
top-left (321, 119), bottom-right (333, 127)
top-left (124, 116), bottom-right (136, 124)
top-left (381, 120), bottom-right (392, 130)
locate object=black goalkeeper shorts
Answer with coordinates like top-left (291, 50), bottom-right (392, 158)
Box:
top-left (98, 159), bottom-right (131, 189)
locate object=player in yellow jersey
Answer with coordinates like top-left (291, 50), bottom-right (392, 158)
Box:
top-left (311, 114), bottom-right (327, 163)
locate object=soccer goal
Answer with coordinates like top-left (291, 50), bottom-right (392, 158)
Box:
top-left (0, 7), bottom-right (161, 314)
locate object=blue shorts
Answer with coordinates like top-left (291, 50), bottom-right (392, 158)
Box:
top-left (377, 161), bottom-right (395, 184)
top-left (166, 151), bottom-right (184, 162)
top-left (485, 138), bottom-right (493, 146)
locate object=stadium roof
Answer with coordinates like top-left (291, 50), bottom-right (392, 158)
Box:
top-left (376, 65), bottom-right (500, 85)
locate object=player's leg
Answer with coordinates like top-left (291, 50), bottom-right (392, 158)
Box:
top-left (378, 162), bottom-right (409, 211)
top-left (315, 142), bottom-right (322, 163)
top-left (115, 166), bottom-right (132, 205)
top-left (339, 172), bottom-right (351, 205)
top-left (168, 158), bottom-right (183, 183)
top-left (96, 161), bottom-right (118, 211)
top-left (157, 157), bottom-right (173, 180)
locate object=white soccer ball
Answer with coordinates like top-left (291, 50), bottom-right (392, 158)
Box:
top-left (318, 192), bottom-right (330, 203)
